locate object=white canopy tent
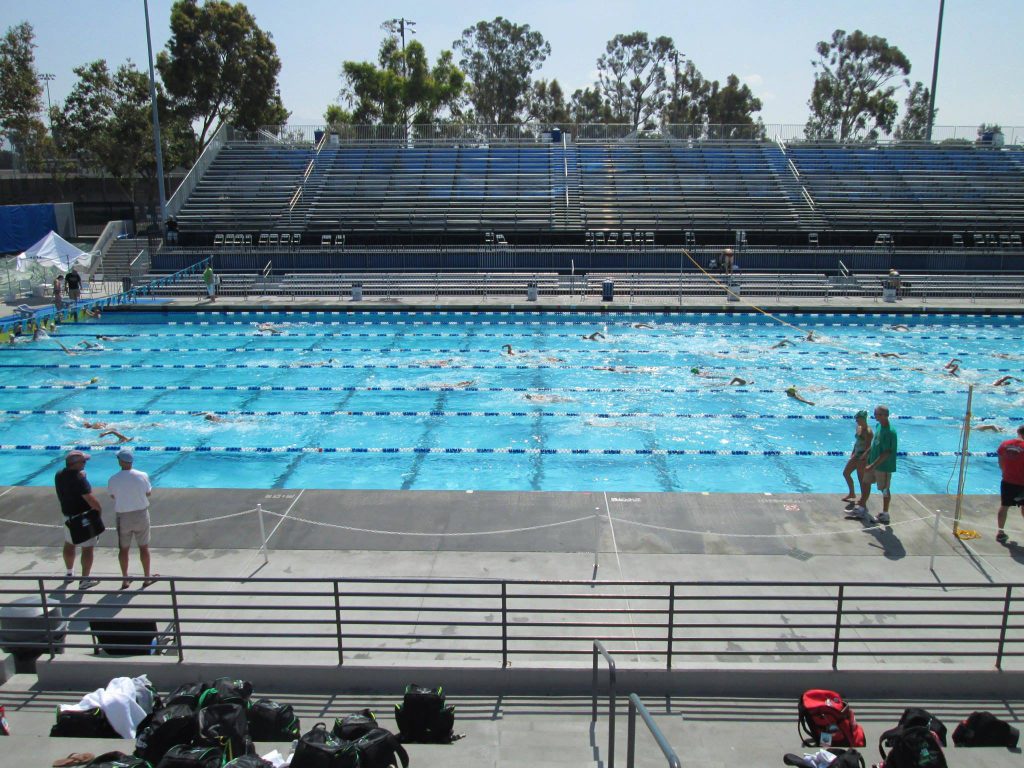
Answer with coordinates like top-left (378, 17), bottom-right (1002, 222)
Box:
top-left (15, 231), bottom-right (92, 273)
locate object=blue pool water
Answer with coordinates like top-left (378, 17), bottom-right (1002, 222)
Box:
top-left (0, 310), bottom-right (1019, 493)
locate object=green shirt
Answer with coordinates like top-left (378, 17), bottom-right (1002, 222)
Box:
top-left (869, 423), bottom-right (897, 473)
top-left (203, 267), bottom-right (214, 286)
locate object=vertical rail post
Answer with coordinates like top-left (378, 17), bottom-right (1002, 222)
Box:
top-left (501, 582), bottom-right (508, 668)
top-left (38, 578), bottom-right (56, 659)
top-left (626, 697), bottom-right (637, 768)
top-left (169, 578), bottom-right (184, 661)
top-left (666, 584), bottom-right (675, 670)
top-left (996, 585), bottom-right (1012, 670)
top-left (334, 579), bottom-right (344, 666)
top-left (831, 585), bottom-right (844, 670)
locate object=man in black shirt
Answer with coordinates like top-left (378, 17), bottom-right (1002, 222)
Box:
top-left (54, 450), bottom-right (103, 588)
top-left (65, 268), bottom-right (82, 303)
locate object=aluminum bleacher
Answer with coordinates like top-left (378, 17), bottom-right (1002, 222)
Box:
top-left (788, 143), bottom-right (1024, 234)
top-left (171, 131), bottom-right (1024, 247)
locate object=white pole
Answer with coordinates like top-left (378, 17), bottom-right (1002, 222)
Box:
top-left (928, 507), bottom-right (943, 573)
top-left (593, 509), bottom-right (601, 574)
top-left (953, 385), bottom-right (974, 535)
top-left (257, 503), bottom-right (269, 564)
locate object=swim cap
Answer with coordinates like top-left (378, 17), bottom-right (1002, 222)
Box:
top-left (690, 367), bottom-right (699, 374)
top-left (855, 410), bottom-right (868, 419)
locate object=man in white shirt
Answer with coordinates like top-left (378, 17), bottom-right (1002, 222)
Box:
top-left (107, 448), bottom-right (155, 589)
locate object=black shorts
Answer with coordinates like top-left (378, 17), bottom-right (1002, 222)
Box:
top-left (1001, 480), bottom-right (1024, 507)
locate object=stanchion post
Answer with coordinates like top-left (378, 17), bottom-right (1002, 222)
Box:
top-left (594, 510), bottom-right (601, 573)
top-left (257, 503), bottom-right (269, 564)
top-left (953, 385), bottom-right (974, 535)
top-left (929, 508), bottom-right (943, 573)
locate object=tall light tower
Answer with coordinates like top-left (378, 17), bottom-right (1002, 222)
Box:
top-left (144, 0), bottom-right (168, 226)
top-left (382, 18), bottom-right (416, 140)
top-left (39, 73), bottom-right (55, 128)
top-left (926, 0), bottom-right (945, 142)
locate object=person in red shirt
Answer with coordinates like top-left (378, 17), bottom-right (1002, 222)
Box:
top-left (996, 425), bottom-right (1024, 543)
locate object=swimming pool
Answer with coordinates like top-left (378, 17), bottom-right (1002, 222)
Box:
top-left (0, 310), bottom-right (1019, 493)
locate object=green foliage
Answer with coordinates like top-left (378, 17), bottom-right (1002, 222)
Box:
top-left (340, 36), bottom-right (464, 125)
top-left (0, 21), bottom-right (46, 162)
top-left (50, 59), bottom-right (190, 202)
top-left (157, 0), bottom-right (288, 158)
top-left (707, 75), bottom-right (763, 129)
top-left (662, 60), bottom-right (711, 125)
top-left (454, 17), bottom-right (550, 123)
top-left (805, 29), bottom-right (911, 142)
top-left (596, 32), bottom-right (676, 128)
top-left (324, 104), bottom-right (352, 127)
top-left (526, 79), bottom-right (570, 124)
top-left (662, 61), bottom-right (762, 136)
top-left (894, 81), bottom-right (932, 141)
top-left (569, 86), bottom-right (614, 123)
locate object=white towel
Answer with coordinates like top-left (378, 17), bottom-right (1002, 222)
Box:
top-left (60, 675), bottom-right (149, 739)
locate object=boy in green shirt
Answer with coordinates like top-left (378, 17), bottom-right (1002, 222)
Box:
top-left (849, 404), bottom-right (897, 525)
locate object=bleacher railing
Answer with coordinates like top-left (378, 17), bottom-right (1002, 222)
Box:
top-left (86, 219), bottom-right (134, 280)
top-left (247, 123), bottom-right (1024, 146)
top-left (166, 122), bottom-right (230, 219)
top-left (3, 575), bottom-right (1024, 670)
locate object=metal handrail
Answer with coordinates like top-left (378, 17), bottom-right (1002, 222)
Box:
top-left (0, 575), bottom-right (1023, 669)
top-left (627, 694), bottom-right (680, 768)
top-left (592, 640), bottom-right (618, 768)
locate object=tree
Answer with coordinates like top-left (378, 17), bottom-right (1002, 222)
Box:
top-left (51, 59), bottom-right (189, 209)
top-left (454, 17), bottom-right (550, 123)
top-left (0, 21), bottom-right (46, 165)
top-left (596, 32), bottom-right (675, 128)
top-left (340, 36), bottom-right (464, 126)
top-left (706, 75), bottom-right (763, 128)
top-left (526, 79), bottom-right (569, 124)
top-left (805, 29), bottom-right (911, 142)
top-left (894, 81), bottom-right (932, 141)
top-left (662, 59), bottom-right (712, 125)
top-left (569, 86), bottom-right (614, 124)
top-left (157, 0), bottom-right (288, 160)
top-left (662, 61), bottom-right (762, 138)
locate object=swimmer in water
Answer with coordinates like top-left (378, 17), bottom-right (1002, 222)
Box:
top-left (255, 322), bottom-right (282, 335)
top-left (975, 424), bottom-right (1005, 433)
top-left (501, 344), bottom-right (516, 356)
top-left (728, 377), bottom-right (752, 386)
top-left (993, 376), bottom-right (1022, 386)
top-left (874, 352), bottom-right (903, 358)
top-left (583, 331), bottom-right (605, 341)
top-left (770, 339), bottom-right (794, 349)
top-left (785, 386), bottom-right (815, 405)
top-left (632, 322), bottom-right (654, 329)
top-left (99, 429), bottom-right (133, 443)
top-left (890, 324), bottom-right (910, 332)
top-left (805, 330), bottom-right (816, 342)
top-left (690, 367), bottom-right (726, 379)
top-left (525, 393), bottom-right (573, 403)
top-left (421, 359), bottom-right (453, 367)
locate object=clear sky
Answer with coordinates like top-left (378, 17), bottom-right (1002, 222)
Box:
top-left (4, 0), bottom-right (1022, 130)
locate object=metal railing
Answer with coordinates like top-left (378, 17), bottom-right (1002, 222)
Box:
top-left (167, 122), bottom-right (230, 219)
top-left (592, 640), bottom-right (618, 768)
top-left (2, 575), bottom-right (1024, 670)
top-left (86, 220), bottom-right (134, 280)
top-left (246, 123), bottom-right (1024, 147)
top-left (627, 694), bottom-right (681, 768)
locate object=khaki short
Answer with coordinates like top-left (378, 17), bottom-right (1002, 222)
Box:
top-left (62, 525), bottom-right (98, 547)
top-left (863, 469), bottom-right (892, 489)
top-left (116, 509), bottom-right (151, 548)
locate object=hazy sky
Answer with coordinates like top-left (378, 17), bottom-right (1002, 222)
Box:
top-left (4, 0), bottom-right (1022, 129)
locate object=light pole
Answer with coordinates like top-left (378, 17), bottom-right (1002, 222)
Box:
top-left (40, 73), bottom-right (55, 128)
top-left (926, 0), bottom-right (945, 142)
top-left (144, 0), bottom-right (168, 226)
top-left (382, 18), bottom-right (416, 141)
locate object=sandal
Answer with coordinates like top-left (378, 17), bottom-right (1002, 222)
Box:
top-left (120, 579), bottom-right (132, 590)
top-left (53, 754), bottom-right (95, 767)
top-left (997, 531), bottom-right (1009, 544)
top-left (142, 574), bottom-right (160, 588)
top-left (841, 495), bottom-right (856, 502)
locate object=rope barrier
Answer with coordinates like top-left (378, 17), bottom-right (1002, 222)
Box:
top-left (0, 444), bottom-right (999, 457)
top-left (0, 506), bottom-right (259, 531)
top-left (608, 512), bottom-right (937, 538)
top-left (254, 508), bottom-right (596, 537)
top-left (8, 408), bottom-right (1006, 422)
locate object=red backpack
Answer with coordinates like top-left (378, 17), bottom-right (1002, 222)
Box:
top-left (798, 689), bottom-right (866, 748)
